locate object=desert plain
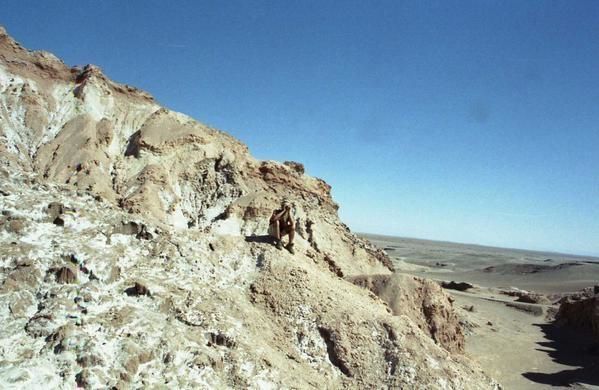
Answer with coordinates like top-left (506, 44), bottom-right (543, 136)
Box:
top-left (363, 234), bottom-right (599, 389)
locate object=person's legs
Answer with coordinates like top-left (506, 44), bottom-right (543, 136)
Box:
top-left (271, 223), bottom-right (295, 254)
top-left (279, 225), bottom-right (289, 240)
top-left (269, 221), bottom-right (284, 249)
top-left (269, 220), bottom-right (280, 240)
top-left (284, 225), bottom-right (295, 254)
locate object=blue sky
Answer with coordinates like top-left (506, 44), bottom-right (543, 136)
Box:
top-left (3, 1), bottom-right (599, 255)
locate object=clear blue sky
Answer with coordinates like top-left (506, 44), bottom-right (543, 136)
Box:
top-left (3, 1), bottom-right (599, 256)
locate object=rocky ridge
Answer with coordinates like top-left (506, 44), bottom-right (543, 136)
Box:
top-left (0, 26), bottom-right (498, 388)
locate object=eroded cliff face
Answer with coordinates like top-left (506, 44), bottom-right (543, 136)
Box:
top-left (349, 274), bottom-right (466, 354)
top-left (0, 26), bottom-right (499, 389)
top-left (556, 286), bottom-right (599, 342)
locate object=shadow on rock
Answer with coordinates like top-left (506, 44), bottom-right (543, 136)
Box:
top-left (244, 235), bottom-right (275, 244)
top-left (522, 323), bottom-right (599, 387)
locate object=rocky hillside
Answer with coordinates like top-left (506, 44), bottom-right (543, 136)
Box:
top-left (0, 26), bottom-right (499, 389)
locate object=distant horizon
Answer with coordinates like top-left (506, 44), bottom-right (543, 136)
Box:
top-left (358, 231), bottom-right (599, 259)
top-left (2, 1), bottom-right (599, 256)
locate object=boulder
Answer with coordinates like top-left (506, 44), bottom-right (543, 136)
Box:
top-left (5, 218), bottom-right (26, 233)
top-left (124, 282), bottom-right (151, 297)
top-left (46, 202), bottom-right (65, 221)
top-left (515, 294), bottom-right (551, 305)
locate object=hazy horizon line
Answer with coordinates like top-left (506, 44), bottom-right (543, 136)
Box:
top-left (357, 231), bottom-right (599, 260)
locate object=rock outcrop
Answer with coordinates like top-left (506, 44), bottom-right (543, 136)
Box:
top-left (556, 286), bottom-right (599, 341)
top-left (500, 288), bottom-right (552, 305)
top-left (350, 274), bottom-right (465, 354)
top-left (441, 280), bottom-right (474, 292)
top-left (0, 26), bottom-right (499, 388)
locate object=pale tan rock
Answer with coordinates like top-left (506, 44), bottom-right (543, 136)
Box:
top-left (350, 274), bottom-right (465, 353)
top-left (4, 218), bottom-right (26, 233)
top-left (1, 260), bottom-right (42, 293)
top-left (7, 290), bottom-right (36, 318)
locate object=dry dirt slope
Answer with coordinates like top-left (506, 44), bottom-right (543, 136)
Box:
top-left (0, 26), bottom-right (499, 389)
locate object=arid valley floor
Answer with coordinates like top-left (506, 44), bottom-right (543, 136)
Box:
top-left (364, 234), bottom-right (599, 389)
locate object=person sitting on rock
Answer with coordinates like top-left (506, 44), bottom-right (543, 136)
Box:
top-left (268, 200), bottom-right (295, 254)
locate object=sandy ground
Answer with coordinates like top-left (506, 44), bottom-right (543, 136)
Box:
top-left (362, 234), bottom-right (599, 389)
